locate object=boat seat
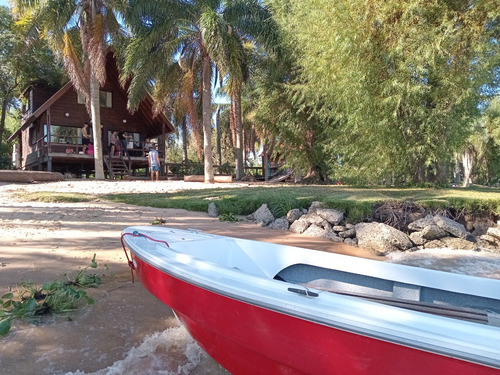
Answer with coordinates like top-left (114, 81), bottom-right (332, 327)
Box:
top-left (303, 284), bottom-right (491, 325)
top-left (274, 263), bottom-right (498, 326)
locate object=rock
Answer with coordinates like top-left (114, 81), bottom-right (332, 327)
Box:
top-left (286, 208), bottom-right (303, 223)
top-left (253, 204), bottom-right (275, 226)
top-left (303, 224), bottom-right (328, 238)
top-left (332, 225), bottom-right (346, 232)
top-left (465, 234), bottom-right (477, 243)
top-left (268, 217), bottom-right (290, 230)
top-left (355, 222), bottom-right (413, 255)
top-left (407, 215), bottom-right (435, 231)
top-left (487, 227), bottom-right (500, 241)
top-left (424, 237), bottom-right (477, 250)
top-left (345, 223), bottom-right (355, 229)
top-left (207, 202), bottom-right (219, 218)
top-left (409, 232), bottom-right (426, 246)
top-left (433, 215), bottom-right (468, 239)
top-left (343, 238), bottom-right (358, 246)
top-left (246, 213), bottom-right (255, 221)
top-left (421, 224), bottom-right (447, 240)
top-left (440, 237), bottom-right (478, 251)
top-left (479, 234), bottom-right (500, 245)
top-left (477, 237), bottom-right (500, 253)
top-left (424, 239), bottom-right (446, 249)
top-left (338, 228), bottom-right (356, 239)
top-left (302, 225), bottom-right (339, 240)
top-left (315, 208), bottom-right (344, 225)
top-left (289, 219), bottom-right (310, 234)
top-left (328, 233), bottom-right (344, 242)
top-left (300, 213), bottom-right (330, 228)
top-left (308, 201), bottom-right (322, 214)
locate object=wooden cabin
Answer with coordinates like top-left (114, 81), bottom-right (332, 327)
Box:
top-left (8, 52), bottom-right (175, 178)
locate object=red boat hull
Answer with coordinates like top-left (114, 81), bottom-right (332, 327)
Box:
top-left (133, 255), bottom-right (498, 375)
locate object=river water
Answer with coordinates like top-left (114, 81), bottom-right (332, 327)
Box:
top-left (65, 326), bottom-right (229, 375)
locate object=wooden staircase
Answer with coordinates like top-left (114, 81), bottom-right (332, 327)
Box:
top-left (105, 155), bottom-right (130, 179)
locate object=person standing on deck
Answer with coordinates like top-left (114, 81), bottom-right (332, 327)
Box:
top-left (117, 131), bottom-right (128, 156)
top-left (82, 122), bottom-right (92, 154)
top-left (109, 131), bottom-right (118, 156)
top-left (144, 138), bottom-right (153, 156)
top-left (148, 145), bottom-right (160, 181)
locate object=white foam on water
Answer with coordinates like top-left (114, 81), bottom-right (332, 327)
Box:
top-left (65, 326), bottom-right (207, 375)
top-left (386, 248), bottom-right (500, 279)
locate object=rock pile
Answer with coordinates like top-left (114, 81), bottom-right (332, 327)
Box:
top-left (213, 201), bottom-right (500, 256)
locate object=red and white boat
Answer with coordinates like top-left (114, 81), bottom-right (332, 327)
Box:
top-left (121, 226), bottom-right (500, 375)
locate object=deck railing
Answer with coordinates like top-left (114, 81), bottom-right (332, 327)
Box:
top-left (33, 137), bottom-right (164, 159)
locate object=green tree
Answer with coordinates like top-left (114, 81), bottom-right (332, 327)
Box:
top-left (212, 2), bottom-right (280, 180)
top-left (0, 6), bottom-right (64, 145)
top-left (123, 0), bottom-right (279, 182)
top-left (268, 0), bottom-right (500, 184)
top-left (245, 39), bottom-right (334, 181)
top-left (468, 97), bottom-right (500, 185)
top-left (122, 0), bottom-right (216, 182)
top-left (13, 0), bottom-right (126, 179)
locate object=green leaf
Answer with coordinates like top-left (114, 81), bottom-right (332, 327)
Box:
top-left (89, 253), bottom-right (97, 269)
top-left (24, 298), bottom-right (38, 313)
top-left (0, 319), bottom-right (11, 336)
top-left (1, 293), bottom-right (13, 300)
top-left (85, 296), bottom-right (95, 305)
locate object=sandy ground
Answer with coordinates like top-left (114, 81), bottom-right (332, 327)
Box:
top-left (0, 180), bottom-right (378, 374)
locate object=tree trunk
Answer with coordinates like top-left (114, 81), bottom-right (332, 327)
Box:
top-left (435, 161), bottom-right (448, 185)
top-left (262, 142), bottom-right (268, 181)
top-left (462, 149), bottom-right (474, 187)
top-left (182, 117), bottom-right (188, 162)
top-left (0, 99), bottom-right (8, 143)
top-left (454, 155), bottom-right (461, 184)
top-left (216, 105), bottom-right (221, 166)
top-left (188, 88), bottom-right (203, 161)
top-left (89, 73), bottom-right (105, 179)
top-left (233, 82), bottom-right (244, 180)
top-left (202, 55), bottom-right (214, 183)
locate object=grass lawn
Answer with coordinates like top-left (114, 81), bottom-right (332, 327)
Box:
top-left (100, 184), bottom-right (500, 223)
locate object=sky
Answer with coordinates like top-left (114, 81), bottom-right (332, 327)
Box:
top-left (0, 0), bottom-right (8, 7)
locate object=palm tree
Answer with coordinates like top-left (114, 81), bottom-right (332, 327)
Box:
top-left (123, 0), bottom-right (279, 183)
top-left (13, 0), bottom-right (125, 179)
top-left (214, 2), bottom-right (280, 180)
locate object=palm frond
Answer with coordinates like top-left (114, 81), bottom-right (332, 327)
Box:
top-left (62, 31), bottom-right (89, 100)
top-left (89, 13), bottom-right (107, 85)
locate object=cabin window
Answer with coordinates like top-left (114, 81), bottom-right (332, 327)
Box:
top-left (99, 91), bottom-right (112, 108)
top-left (50, 125), bottom-right (82, 144)
top-left (28, 89), bottom-right (34, 115)
top-left (77, 92), bottom-right (85, 105)
top-left (29, 125), bottom-right (37, 145)
top-left (77, 91), bottom-right (112, 108)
